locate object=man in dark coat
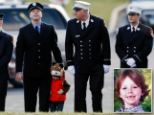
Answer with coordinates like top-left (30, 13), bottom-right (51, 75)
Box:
top-left (116, 6), bottom-right (153, 68)
top-left (65, 1), bottom-right (111, 112)
top-left (15, 3), bottom-right (63, 112)
top-left (0, 14), bottom-right (13, 111)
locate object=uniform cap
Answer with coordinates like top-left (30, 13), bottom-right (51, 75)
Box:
top-left (127, 5), bottom-right (141, 15)
top-left (28, 2), bottom-right (44, 12)
top-left (73, 1), bottom-right (91, 11)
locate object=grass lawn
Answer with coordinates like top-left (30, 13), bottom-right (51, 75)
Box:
top-left (0, 112), bottom-right (152, 115)
top-left (26, 0), bottom-right (128, 25)
top-left (0, 112), bottom-right (113, 115)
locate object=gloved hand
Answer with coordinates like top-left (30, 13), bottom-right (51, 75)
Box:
top-left (103, 65), bottom-right (110, 74)
top-left (67, 65), bottom-right (75, 75)
top-left (58, 89), bottom-right (64, 94)
top-left (125, 58), bottom-right (136, 67)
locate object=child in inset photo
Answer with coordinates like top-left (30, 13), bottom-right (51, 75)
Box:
top-left (49, 63), bottom-right (70, 112)
top-left (114, 69), bottom-right (152, 113)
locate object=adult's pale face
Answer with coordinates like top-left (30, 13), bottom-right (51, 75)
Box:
top-left (74, 9), bottom-right (88, 21)
top-left (119, 77), bottom-right (143, 108)
top-left (29, 9), bottom-right (42, 22)
top-left (128, 14), bottom-right (140, 24)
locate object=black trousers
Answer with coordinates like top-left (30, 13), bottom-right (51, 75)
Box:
top-left (0, 81), bottom-right (8, 111)
top-left (23, 75), bottom-right (51, 112)
top-left (75, 65), bottom-right (104, 112)
top-left (49, 101), bottom-right (64, 112)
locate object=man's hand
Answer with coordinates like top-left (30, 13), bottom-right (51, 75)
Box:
top-left (67, 65), bottom-right (75, 75)
top-left (15, 72), bottom-right (23, 81)
top-left (125, 58), bottom-right (136, 67)
top-left (103, 65), bottom-right (110, 74)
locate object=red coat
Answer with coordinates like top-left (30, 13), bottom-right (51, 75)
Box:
top-left (49, 74), bottom-right (66, 102)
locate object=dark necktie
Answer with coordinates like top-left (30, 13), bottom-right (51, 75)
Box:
top-left (132, 27), bottom-right (136, 33)
top-left (35, 26), bottom-right (39, 34)
top-left (83, 22), bottom-right (86, 31)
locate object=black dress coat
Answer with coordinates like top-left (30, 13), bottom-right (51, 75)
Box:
top-left (65, 15), bottom-right (111, 73)
top-left (0, 31), bottom-right (13, 82)
top-left (16, 23), bottom-right (62, 78)
top-left (116, 23), bottom-right (153, 68)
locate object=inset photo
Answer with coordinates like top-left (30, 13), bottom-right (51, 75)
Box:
top-left (114, 68), bottom-right (152, 113)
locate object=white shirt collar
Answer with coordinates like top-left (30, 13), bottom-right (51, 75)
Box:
top-left (33, 23), bottom-right (41, 28)
top-left (32, 21), bottom-right (41, 28)
top-left (81, 14), bottom-right (90, 29)
top-left (130, 23), bottom-right (139, 32)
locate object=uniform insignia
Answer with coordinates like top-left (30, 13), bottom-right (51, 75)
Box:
top-left (32, 3), bottom-right (36, 6)
top-left (136, 28), bottom-right (140, 31)
top-left (127, 26), bottom-right (131, 30)
top-left (76, 20), bottom-right (80, 23)
top-left (90, 19), bottom-right (94, 22)
top-left (75, 34), bottom-right (80, 38)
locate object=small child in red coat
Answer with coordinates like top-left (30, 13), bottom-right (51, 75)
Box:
top-left (49, 63), bottom-right (70, 112)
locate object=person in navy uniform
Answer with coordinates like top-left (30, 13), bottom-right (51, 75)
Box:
top-left (0, 14), bottom-right (13, 111)
top-left (15, 3), bottom-right (63, 112)
top-left (65, 1), bottom-right (111, 112)
top-left (116, 6), bottom-right (153, 68)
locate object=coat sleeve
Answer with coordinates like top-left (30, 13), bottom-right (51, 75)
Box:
top-left (115, 28), bottom-right (128, 62)
top-left (65, 21), bottom-right (74, 66)
top-left (50, 26), bottom-right (63, 63)
top-left (16, 29), bottom-right (25, 72)
top-left (100, 19), bottom-right (111, 65)
top-left (0, 36), bottom-right (13, 67)
top-left (133, 28), bottom-right (153, 62)
top-left (62, 80), bottom-right (70, 94)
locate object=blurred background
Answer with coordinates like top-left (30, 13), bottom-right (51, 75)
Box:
top-left (0, 0), bottom-right (154, 113)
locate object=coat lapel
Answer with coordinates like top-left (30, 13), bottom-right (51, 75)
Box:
top-left (80, 15), bottom-right (96, 39)
top-left (75, 20), bottom-right (82, 35)
top-left (85, 16), bottom-right (95, 31)
top-left (126, 25), bottom-right (134, 44)
top-left (131, 23), bottom-right (142, 40)
top-left (137, 23), bottom-right (142, 33)
top-left (126, 24), bottom-right (142, 44)
top-left (29, 23), bottom-right (40, 39)
top-left (40, 23), bottom-right (45, 38)
top-left (28, 23), bottom-right (46, 41)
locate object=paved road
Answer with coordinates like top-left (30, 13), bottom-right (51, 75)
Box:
top-left (5, 9), bottom-right (154, 113)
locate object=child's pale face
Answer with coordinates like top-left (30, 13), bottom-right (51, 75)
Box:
top-left (119, 76), bottom-right (143, 108)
